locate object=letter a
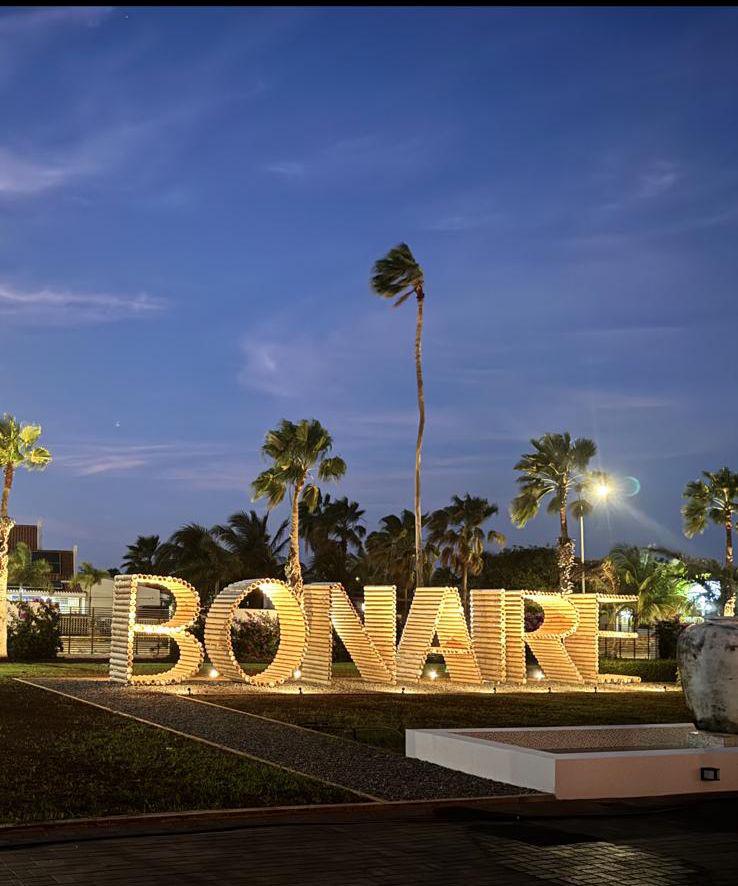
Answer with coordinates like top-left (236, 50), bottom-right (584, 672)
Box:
top-left (396, 587), bottom-right (482, 684)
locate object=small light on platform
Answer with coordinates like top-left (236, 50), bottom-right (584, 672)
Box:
top-left (293, 668), bottom-right (302, 680)
top-left (428, 668), bottom-right (439, 680)
top-left (531, 667), bottom-right (544, 681)
top-left (209, 668), bottom-right (219, 679)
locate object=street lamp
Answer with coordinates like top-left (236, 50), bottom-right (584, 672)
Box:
top-left (577, 476), bottom-right (612, 593)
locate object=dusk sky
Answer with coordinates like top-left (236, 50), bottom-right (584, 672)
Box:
top-left (2, 7), bottom-right (738, 568)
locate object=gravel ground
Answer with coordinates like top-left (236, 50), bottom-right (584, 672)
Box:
top-left (20, 678), bottom-right (534, 802)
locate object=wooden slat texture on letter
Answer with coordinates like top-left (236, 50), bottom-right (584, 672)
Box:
top-left (301, 583), bottom-right (332, 683)
top-left (564, 593), bottom-right (599, 681)
top-left (396, 587), bottom-right (482, 684)
top-left (523, 592), bottom-right (582, 683)
top-left (504, 592), bottom-right (527, 683)
top-left (471, 590), bottom-right (506, 682)
top-left (205, 579), bottom-right (306, 686)
top-left (328, 583), bottom-right (395, 684)
top-left (109, 574), bottom-right (204, 686)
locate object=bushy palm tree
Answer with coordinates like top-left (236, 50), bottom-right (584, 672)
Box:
top-left (366, 510), bottom-right (436, 617)
top-left (72, 562), bottom-right (110, 600)
top-left (8, 542), bottom-right (52, 590)
top-left (0, 415), bottom-right (51, 658)
top-left (428, 495), bottom-right (506, 612)
top-left (212, 510), bottom-right (288, 578)
top-left (510, 432), bottom-right (597, 593)
top-left (162, 523), bottom-right (232, 607)
top-left (121, 535), bottom-right (167, 574)
top-left (252, 419), bottom-right (346, 596)
top-left (682, 467), bottom-right (738, 614)
top-left (371, 243), bottom-right (426, 584)
top-left (300, 493), bottom-right (365, 557)
top-left (607, 545), bottom-right (694, 624)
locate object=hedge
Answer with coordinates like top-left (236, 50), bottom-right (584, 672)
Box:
top-left (599, 657), bottom-right (678, 683)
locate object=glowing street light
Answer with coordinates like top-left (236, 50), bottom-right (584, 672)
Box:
top-left (576, 473), bottom-right (615, 593)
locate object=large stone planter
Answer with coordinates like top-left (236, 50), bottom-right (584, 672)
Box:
top-left (678, 618), bottom-right (738, 733)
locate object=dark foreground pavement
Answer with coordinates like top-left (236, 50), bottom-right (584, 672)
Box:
top-left (0, 796), bottom-right (736, 886)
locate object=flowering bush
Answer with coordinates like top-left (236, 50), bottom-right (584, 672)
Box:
top-left (231, 612), bottom-right (280, 663)
top-left (7, 600), bottom-right (63, 661)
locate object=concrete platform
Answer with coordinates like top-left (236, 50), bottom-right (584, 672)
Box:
top-left (407, 723), bottom-right (738, 799)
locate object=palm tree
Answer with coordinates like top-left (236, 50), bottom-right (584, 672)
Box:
top-left (212, 510), bottom-right (288, 578)
top-left (510, 432), bottom-right (597, 593)
top-left (251, 419), bottom-right (346, 597)
top-left (682, 467), bottom-right (738, 615)
top-left (428, 495), bottom-right (506, 612)
top-left (607, 545), bottom-right (694, 623)
top-left (300, 493), bottom-right (365, 557)
top-left (121, 535), bottom-right (167, 574)
top-left (72, 562), bottom-right (110, 603)
top-left (162, 523), bottom-right (231, 607)
top-left (8, 542), bottom-right (52, 591)
top-left (0, 415), bottom-right (51, 658)
top-left (365, 510), bottom-right (436, 618)
top-left (371, 243), bottom-right (426, 585)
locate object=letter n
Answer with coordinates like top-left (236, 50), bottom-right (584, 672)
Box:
top-left (303, 583), bottom-right (396, 684)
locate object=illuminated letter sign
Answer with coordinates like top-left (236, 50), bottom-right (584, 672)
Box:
top-left (109, 574), bottom-right (204, 685)
top-left (205, 579), bottom-right (307, 686)
top-left (109, 575), bottom-right (638, 689)
top-left (396, 587), bottom-right (482, 684)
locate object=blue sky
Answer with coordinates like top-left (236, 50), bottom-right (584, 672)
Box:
top-left (2, 7), bottom-right (738, 568)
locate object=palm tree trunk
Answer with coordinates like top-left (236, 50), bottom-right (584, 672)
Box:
top-left (414, 289), bottom-right (425, 586)
top-left (725, 517), bottom-right (735, 617)
top-left (0, 464), bottom-right (15, 660)
top-left (287, 481), bottom-right (304, 598)
top-left (461, 562), bottom-right (469, 615)
top-left (558, 502), bottom-right (574, 595)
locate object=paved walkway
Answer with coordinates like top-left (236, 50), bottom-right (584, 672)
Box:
top-left (21, 679), bottom-right (530, 802)
top-left (0, 797), bottom-right (735, 885)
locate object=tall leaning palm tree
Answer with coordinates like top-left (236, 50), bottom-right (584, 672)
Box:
top-left (251, 419), bottom-right (346, 597)
top-left (0, 415), bottom-right (51, 659)
top-left (428, 494), bottom-right (506, 613)
top-left (510, 432), bottom-right (597, 594)
top-left (683, 467), bottom-right (738, 615)
top-left (371, 243), bottom-right (426, 584)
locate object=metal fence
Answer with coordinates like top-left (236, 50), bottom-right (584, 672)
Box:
top-left (598, 626), bottom-right (658, 660)
top-left (59, 608), bottom-right (172, 658)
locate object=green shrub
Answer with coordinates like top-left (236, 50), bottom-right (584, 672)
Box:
top-left (654, 618), bottom-right (688, 659)
top-left (8, 601), bottom-right (63, 661)
top-left (599, 657), bottom-right (678, 683)
top-left (231, 613), bottom-right (279, 662)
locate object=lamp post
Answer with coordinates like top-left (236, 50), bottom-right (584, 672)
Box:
top-left (578, 479), bottom-right (611, 593)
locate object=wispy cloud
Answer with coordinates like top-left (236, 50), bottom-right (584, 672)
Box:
top-left (264, 161), bottom-right (305, 177)
top-left (262, 133), bottom-right (435, 184)
top-left (0, 7), bottom-right (113, 37)
top-left (55, 440), bottom-right (257, 491)
top-left (0, 148), bottom-right (81, 195)
top-left (636, 160), bottom-right (680, 199)
top-left (0, 281), bottom-right (166, 325)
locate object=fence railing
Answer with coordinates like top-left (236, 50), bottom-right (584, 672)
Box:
top-left (59, 608), bottom-right (171, 658)
top-left (598, 626), bottom-right (658, 660)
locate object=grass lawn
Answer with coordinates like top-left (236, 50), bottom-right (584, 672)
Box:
top-left (0, 678), bottom-right (358, 825)
top-left (209, 691), bottom-right (692, 754)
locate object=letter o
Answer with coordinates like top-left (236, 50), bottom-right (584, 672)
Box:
top-left (204, 579), bottom-right (307, 685)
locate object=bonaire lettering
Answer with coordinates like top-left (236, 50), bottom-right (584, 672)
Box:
top-left (109, 574), bottom-right (631, 686)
